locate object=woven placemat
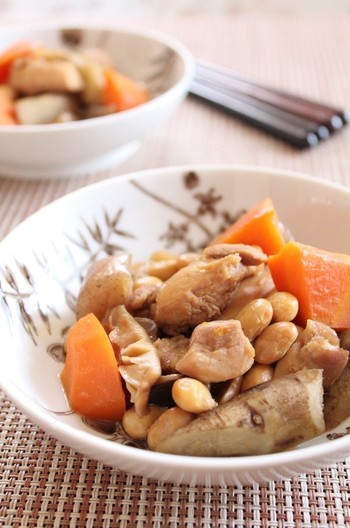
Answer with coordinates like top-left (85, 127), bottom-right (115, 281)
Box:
top-left (1, 391), bottom-right (350, 528)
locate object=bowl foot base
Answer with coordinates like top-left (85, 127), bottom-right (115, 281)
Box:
top-left (0, 141), bottom-right (141, 180)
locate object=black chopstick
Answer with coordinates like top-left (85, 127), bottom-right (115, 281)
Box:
top-left (189, 59), bottom-right (349, 148)
top-left (190, 80), bottom-right (319, 148)
top-left (195, 60), bottom-right (349, 129)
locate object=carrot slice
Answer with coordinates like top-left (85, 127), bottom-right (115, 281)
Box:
top-left (61, 313), bottom-right (126, 421)
top-left (0, 85), bottom-right (17, 125)
top-left (268, 241), bottom-right (350, 330)
top-left (0, 40), bottom-right (41, 83)
top-left (103, 67), bottom-right (150, 111)
top-left (209, 197), bottom-right (285, 256)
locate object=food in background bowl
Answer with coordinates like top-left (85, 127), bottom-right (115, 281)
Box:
top-left (0, 26), bottom-right (193, 178)
top-left (0, 40), bottom-right (150, 125)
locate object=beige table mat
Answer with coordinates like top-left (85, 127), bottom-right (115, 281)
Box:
top-left (1, 14), bottom-right (350, 527)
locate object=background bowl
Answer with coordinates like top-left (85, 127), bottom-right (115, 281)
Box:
top-left (1, 165), bottom-right (350, 486)
top-left (0, 24), bottom-right (193, 179)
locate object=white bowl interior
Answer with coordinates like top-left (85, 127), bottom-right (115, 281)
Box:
top-left (1, 165), bottom-right (350, 485)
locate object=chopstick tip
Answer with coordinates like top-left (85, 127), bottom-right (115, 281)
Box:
top-left (330, 115), bottom-right (344, 130)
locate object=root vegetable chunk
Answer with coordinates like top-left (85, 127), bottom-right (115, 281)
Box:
top-left (154, 369), bottom-right (325, 456)
top-left (76, 254), bottom-right (133, 321)
top-left (15, 93), bottom-right (75, 124)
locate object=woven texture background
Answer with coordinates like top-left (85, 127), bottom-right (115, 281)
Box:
top-left (1, 14), bottom-right (350, 527)
top-left (1, 392), bottom-right (350, 528)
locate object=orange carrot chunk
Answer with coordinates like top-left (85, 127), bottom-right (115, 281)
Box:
top-left (103, 67), bottom-right (150, 111)
top-left (209, 197), bottom-right (285, 256)
top-left (268, 241), bottom-right (350, 330)
top-left (61, 313), bottom-right (126, 421)
top-left (0, 40), bottom-right (42, 83)
top-left (0, 85), bottom-right (17, 125)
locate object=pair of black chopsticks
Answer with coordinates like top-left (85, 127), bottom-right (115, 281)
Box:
top-left (189, 59), bottom-right (349, 148)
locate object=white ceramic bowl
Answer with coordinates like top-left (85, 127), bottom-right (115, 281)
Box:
top-left (0, 24), bottom-right (193, 179)
top-left (1, 165), bottom-right (350, 486)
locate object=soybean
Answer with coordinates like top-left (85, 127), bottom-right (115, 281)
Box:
top-left (122, 405), bottom-right (165, 440)
top-left (133, 275), bottom-right (163, 290)
top-left (236, 298), bottom-right (273, 341)
top-left (241, 363), bottom-right (274, 392)
top-left (254, 321), bottom-right (299, 364)
top-left (172, 377), bottom-right (218, 414)
top-left (148, 251), bottom-right (181, 281)
top-left (267, 291), bottom-right (299, 322)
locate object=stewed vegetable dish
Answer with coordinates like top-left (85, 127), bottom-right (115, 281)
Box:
top-left (60, 198), bottom-right (350, 456)
top-left (0, 40), bottom-right (150, 125)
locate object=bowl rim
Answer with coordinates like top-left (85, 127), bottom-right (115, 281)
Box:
top-left (4, 370), bottom-right (350, 475)
top-left (0, 21), bottom-right (194, 134)
top-left (1, 163), bottom-right (350, 475)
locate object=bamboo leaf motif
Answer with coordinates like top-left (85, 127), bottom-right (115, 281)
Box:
top-left (65, 290), bottom-right (77, 313)
top-left (18, 299), bottom-right (38, 345)
top-left (67, 229), bottom-right (91, 251)
top-left (85, 220), bottom-right (103, 244)
top-left (0, 205), bottom-right (138, 346)
top-left (3, 265), bottom-right (19, 292)
top-left (0, 284), bottom-right (12, 323)
top-left (104, 208), bottom-right (122, 228)
top-left (37, 303), bottom-right (52, 334)
top-left (18, 262), bottom-right (35, 287)
top-left (0, 170), bottom-right (237, 352)
top-left (104, 243), bottom-right (125, 256)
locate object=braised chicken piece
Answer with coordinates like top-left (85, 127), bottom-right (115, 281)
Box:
top-left (109, 305), bottom-right (161, 416)
top-left (175, 319), bottom-right (255, 383)
top-left (9, 57), bottom-right (84, 95)
top-left (129, 283), bottom-right (160, 317)
top-left (274, 319), bottom-right (349, 388)
top-left (155, 335), bottom-right (190, 373)
top-left (218, 264), bottom-right (275, 320)
top-left (297, 319), bottom-right (340, 347)
top-left (154, 244), bottom-right (266, 335)
top-left (203, 243), bottom-right (267, 265)
top-left (76, 253), bottom-right (133, 321)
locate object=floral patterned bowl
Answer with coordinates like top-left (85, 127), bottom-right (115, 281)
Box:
top-left (0, 24), bottom-right (193, 179)
top-left (1, 165), bottom-right (350, 486)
